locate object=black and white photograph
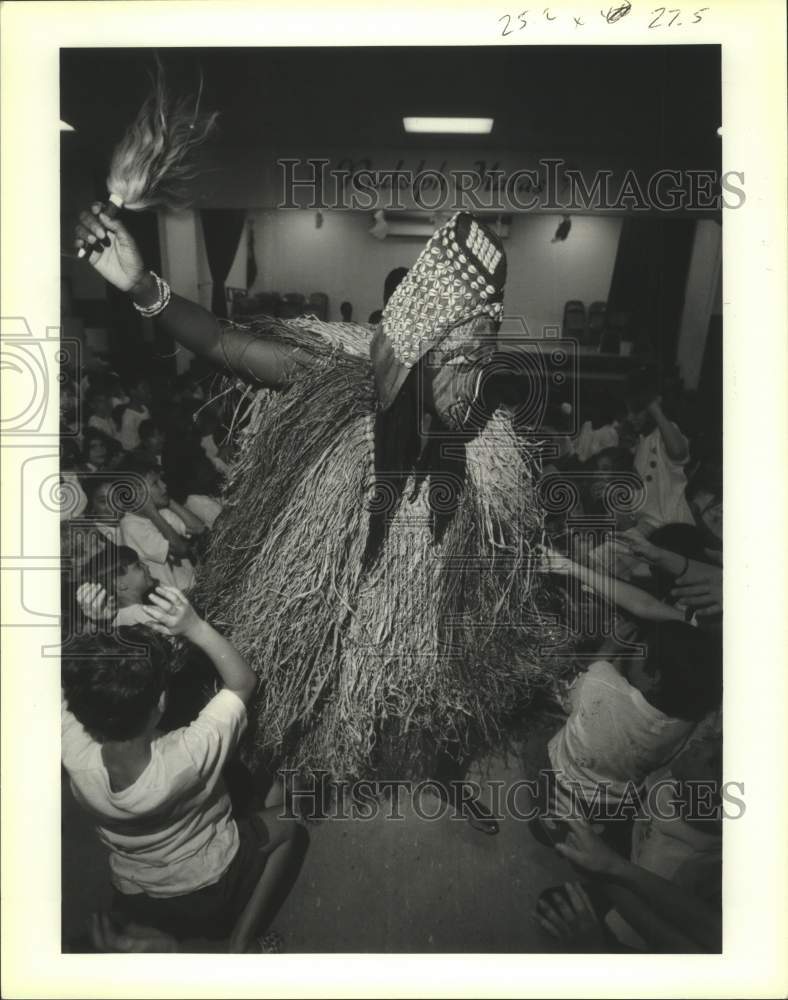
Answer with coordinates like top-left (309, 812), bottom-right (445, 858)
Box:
top-left (1, 2), bottom-right (786, 997)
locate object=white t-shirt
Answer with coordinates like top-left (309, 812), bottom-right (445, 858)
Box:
top-left (62, 688), bottom-right (246, 897)
top-left (185, 494), bottom-right (223, 529)
top-left (88, 414), bottom-right (119, 440)
top-left (575, 421), bottom-right (619, 464)
top-left (548, 661), bottom-right (694, 801)
top-left (634, 426), bottom-right (694, 530)
top-left (118, 405), bottom-right (151, 452)
top-left (120, 510), bottom-right (195, 591)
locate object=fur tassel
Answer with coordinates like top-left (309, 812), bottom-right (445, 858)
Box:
top-left (106, 60), bottom-right (218, 211)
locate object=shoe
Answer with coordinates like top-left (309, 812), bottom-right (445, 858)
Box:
top-left (463, 797), bottom-right (500, 835)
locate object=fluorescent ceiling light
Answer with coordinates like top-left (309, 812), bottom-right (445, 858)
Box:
top-left (403, 117), bottom-right (493, 134)
top-left (60, 120), bottom-right (75, 132)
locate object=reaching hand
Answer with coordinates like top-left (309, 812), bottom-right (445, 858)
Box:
top-left (534, 882), bottom-right (607, 953)
top-left (76, 583), bottom-right (116, 623)
top-left (554, 817), bottom-right (627, 875)
top-left (89, 912), bottom-right (179, 953)
top-left (619, 527), bottom-right (657, 562)
top-left (540, 549), bottom-right (575, 574)
top-left (74, 203), bottom-right (146, 292)
top-left (142, 585), bottom-right (202, 637)
top-left (670, 559), bottom-right (722, 617)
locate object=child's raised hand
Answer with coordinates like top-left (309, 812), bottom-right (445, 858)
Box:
top-left (76, 583), bottom-right (116, 622)
top-left (143, 585), bottom-right (201, 637)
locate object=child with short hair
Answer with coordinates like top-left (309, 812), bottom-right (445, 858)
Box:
top-left (118, 458), bottom-right (201, 591)
top-left (61, 588), bottom-right (305, 952)
top-left (135, 419), bottom-right (166, 467)
top-left (77, 545), bottom-right (158, 627)
top-left (166, 456), bottom-right (224, 530)
top-left (547, 621), bottom-right (721, 810)
top-left (86, 386), bottom-right (120, 441)
top-left (117, 377), bottom-right (152, 451)
top-left (624, 368), bottom-right (694, 531)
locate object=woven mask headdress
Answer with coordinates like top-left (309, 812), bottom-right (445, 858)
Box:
top-left (371, 212), bottom-right (507, 411)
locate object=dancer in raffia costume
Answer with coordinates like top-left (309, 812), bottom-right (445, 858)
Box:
top-left (74, 89), bottom-right (564, 811)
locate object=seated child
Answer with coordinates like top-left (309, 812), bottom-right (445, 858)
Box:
top-left (61, 588), bottom-right (305, 952)
top-left (81, 428), bottom-right (111, 472)
top-left (134, 419), bottom-right (166, 467)
top-left (547, 621), bottom-right (721, 815)
top-left (119, 457), bottom-right (208, 591)
top-left (624, 367), bottom-right (694, 531)
top-left (117, 376), bottom-right (152, 452)
top-left (85, 385), bottom-right (120, 441)
top-left (166, 455), bottom-right (224, 530)
top-left (81, 474), bottom-right (124, 546)
top-left (77, 545), bottom-right (159, 627)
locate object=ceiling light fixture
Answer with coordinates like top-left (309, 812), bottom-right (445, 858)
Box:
top-left (60, 120), bottom-right (75, 132)
top-left (403, 117), bottom-right (493, 134)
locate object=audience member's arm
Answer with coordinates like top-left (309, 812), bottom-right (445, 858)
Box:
top-left (556, 818), bottom-right (721, 952)
top-left (647, 398), bottom-right (689, 463)
top-left (542, 551), bottom-right (685, 623)
top-left (144, 586), bottom-right (257, 704)
top-left (620, 528), bottom-right (689, 578)
top-left (670, 559), bottom-right (723, 617)
top-left (139, 495), bottom-right (191, 560)
top-left (167, 498), bottom-right (208, 536)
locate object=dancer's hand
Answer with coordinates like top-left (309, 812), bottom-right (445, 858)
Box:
top-left (74, 203), bottom-right (146, 292)
top-left (143, 585), bottom-right (202, 638)
top-left (76, 582), bottom-right (116, 623)
top-left (534, 882), bottom-right (607, 952)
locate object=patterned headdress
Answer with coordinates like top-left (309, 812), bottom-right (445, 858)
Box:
top-left (371, 212), bottom-right (507, 410)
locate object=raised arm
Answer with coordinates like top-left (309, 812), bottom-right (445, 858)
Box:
top-left (542, 551), bottom-right (685, 623)
top-left (75, 203), bottom-right (305, 389)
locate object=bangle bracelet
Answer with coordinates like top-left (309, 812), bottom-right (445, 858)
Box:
top-left (133, 272), bottom-right (171, 317)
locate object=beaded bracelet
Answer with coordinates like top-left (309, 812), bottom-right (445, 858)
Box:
top-left (132, 272), bottom-right (171, 317)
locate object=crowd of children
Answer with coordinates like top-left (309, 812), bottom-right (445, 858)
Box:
top-left (59, 355), bottom-right (723, 953)
top-left (59, 357), bottom-right (311, 952)
top-left (533, 364), bottom-right (723, 952)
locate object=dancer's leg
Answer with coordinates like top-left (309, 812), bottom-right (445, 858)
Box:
top-left (228, 807), bottom-right (308, 952)
top-left (434, 746), bottom-right (499, 835)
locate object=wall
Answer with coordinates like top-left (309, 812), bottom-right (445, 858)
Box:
top-left (675, 219), bottom-right (722, 389)
top-left (248, 210), bottom-right (622, 325)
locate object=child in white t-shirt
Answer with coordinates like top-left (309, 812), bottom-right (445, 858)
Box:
top-left (85, 386), bottom-right (120, 441)
top-left (61, 588), bottom-right (304, 951)
top-left (117, 377), bottom-right (152, 451)
top-left (76, 545), bottom-right (159, 628)
top-left (547, 621), bottom-right (721, 811)
top-left (118, 459), bottom-right (206, 592)
top-left (624, 370), bottom-right (694, 531)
